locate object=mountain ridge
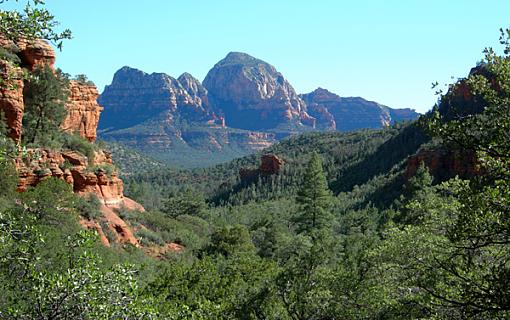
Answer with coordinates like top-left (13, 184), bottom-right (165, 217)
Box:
top-left (98, 52), bottom-right (420, 167)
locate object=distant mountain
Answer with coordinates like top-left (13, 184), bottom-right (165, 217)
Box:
top-left (98, 66), bottom-right (221, 132)
top-left (97, 66), bottom-right (275, 168)
top-left (301, 88), bottom-right (419, 131)
top-left (203, 52), bottom-right (314, 131)
top-left (97, 52), bottom-right (420, 168)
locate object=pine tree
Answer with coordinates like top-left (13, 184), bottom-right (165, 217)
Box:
top-left (22, 65), bottom-right (68, 146)
top-left (293, 152), bottom-right (333, 235)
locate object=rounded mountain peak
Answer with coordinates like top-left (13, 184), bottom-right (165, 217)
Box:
top-left (214, 52), bottom-right (273, 69)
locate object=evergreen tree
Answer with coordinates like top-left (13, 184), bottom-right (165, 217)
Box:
top-left (22, 65), bottom-right (69, 146)
top-left (293, 152), bottom-right (333, 235)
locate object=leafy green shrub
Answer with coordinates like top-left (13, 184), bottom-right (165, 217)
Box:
top-left (0, 46), bottom-right (21, 64)
top-left (89, 163), bottom-right (115, 177)
top-left (135, 228), bottom-right (165, 246)
top-left (116, 205), bottom-right (136, 221)
top-left (21, 178), bottom-right (74, 222)
top-left (61, 133), bottom-right (95, 163)
top-left (75, 194), bottom-right (102, 220)
top-left (73, 74), bottom-right (95, 86)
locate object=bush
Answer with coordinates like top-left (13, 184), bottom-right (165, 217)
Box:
top-left (61, 133), bottom-right (95, 163)
top-left (75, 194), bottom-right (102, 220)
top-left (89, 164), bottom-right (115, 177)
top-left (0, 46), bottom-right (21, 64)
top-left (135, 228), bottom-right (165, 246)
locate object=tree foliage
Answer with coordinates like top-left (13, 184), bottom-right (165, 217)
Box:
top-left (22, 64), bottom-right (68, 145)
top-left (0, 0), bottom-right (72, 50)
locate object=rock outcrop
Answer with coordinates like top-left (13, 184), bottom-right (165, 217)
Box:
top-left (259, 154), bottom-right (284, 175)
top-left (15, 148), bottom-right (142, 246)
top-left (301, 88), bottom-right (419, 131)
top-left (0, 37), bottom-right (56, 71)
top-left (16, 148), bottom-right (122, 204)
top-left (203, 52), bottom-right (313, 130)
top-left (61, 80), bottom-right (103, 142)
top-left (17, 39), bottom-right (56, 71)
top-left (405, 148), bottom-right (480, 181)
top-left (1, 39), bottom-right (101, 143)
top-left (239, 154), bottom-right (284, 183)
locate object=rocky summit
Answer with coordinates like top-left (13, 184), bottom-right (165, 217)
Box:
top-left (203, 52), bottom-right (313, 130)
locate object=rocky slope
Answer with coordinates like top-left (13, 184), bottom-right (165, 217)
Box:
top-left (301, 88), bottom-right (419, 131)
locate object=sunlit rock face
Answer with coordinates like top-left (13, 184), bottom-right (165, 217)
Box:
top-left (98, 66), bottom-right (219, 132)
top-left (203, 52), bottom-right (313, 130)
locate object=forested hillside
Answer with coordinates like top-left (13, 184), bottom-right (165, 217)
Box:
top-left (1, 2), bottom-right (510, 319)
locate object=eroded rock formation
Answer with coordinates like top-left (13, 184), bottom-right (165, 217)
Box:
top-left (17, 39), bottom-right (56, 70)
top-left (239, 154), bottom-right (284, 183)
top-left (1, 38), bottom-right (145, 248)
top-left (61, 80), bottom-right (103, 142)
top-left (15, 148), bottom-right (142, 246)
top-left (98, 66), bottom-right (220, 131)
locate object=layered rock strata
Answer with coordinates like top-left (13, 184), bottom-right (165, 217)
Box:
top-left (61, 80), bottom-right (103, 142)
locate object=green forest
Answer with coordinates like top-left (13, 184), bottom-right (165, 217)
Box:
top-left (1, 2), bottom-right (510, 319)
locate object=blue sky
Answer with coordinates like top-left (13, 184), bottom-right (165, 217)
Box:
top-left (5, 0), bottom-right (510, 113)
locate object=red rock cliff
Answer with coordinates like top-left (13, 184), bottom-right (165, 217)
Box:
top-left (405, 148), bottom-right (480, 181)
top-left (0, 61), bottom-right (24, 142)
top-left (61, 80), bottom-right (103, 142)
top-left (15, 148), bottom-right (142, 247)
top-left (1, 38), bottom-right (142, 247)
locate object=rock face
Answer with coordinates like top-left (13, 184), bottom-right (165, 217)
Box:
top-left (15, 148), bottom-right (142, 247)
top-left (17, 39), bottom-right (56, 70)
top-left (0, 37), bottom-right (56, 71)
top-left (259, 154), bottom-right (284, 175)
top-left (1, 39), bottom-right (100, 143)
top-left (239, 154), bottom-right (284, 183)
top-left (61, 80), bottom-right (103, 142)
top-left (405, 148), bottom-right (480, 181)
top-left (1, 38), bottom-right (145, 248)
top-left (203, 52), bottom-right (313, 130)
top-left (301, 88), bottom-right (420, 131)
top-left (16, 148), bottom-right (121, 204)
top-left (0, 61), bottom-right (24, 142)
top-left (98, 66), bottom-right (219, 131)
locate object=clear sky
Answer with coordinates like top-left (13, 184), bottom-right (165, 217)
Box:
top-left (5, 0), bottom-right (510, 113)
